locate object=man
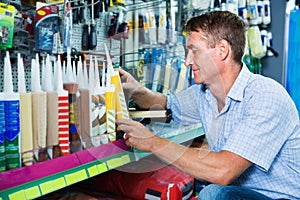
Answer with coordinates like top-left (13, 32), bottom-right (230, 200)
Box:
top-left (116, 11), bottom-right (300, 199)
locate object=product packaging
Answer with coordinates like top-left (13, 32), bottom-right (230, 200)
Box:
top-left (0, 3), bottom-right (15, 49)
top-left (35, 2), bottom-right (59, 53)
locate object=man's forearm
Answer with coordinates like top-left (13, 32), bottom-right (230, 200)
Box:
top-left (131, 86), bottom-right (167, 110)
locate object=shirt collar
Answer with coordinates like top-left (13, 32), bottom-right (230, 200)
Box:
top-left (227, 65), bottom-right (252, 102)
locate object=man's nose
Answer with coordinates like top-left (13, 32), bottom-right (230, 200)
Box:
top-left (184, 52), bottom-right (193, 67)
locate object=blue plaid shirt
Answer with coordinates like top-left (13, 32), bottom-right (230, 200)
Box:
top-left (167, 66), bottom-right (300, 199)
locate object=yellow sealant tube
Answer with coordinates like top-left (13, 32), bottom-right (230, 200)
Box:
top-left (110, 71), bottom-right (129, 119)
top-left (105, 86), bottom-right (116, 142)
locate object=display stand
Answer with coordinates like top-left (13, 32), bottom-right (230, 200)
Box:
top-left (0, 123), bottom-right (203, 200)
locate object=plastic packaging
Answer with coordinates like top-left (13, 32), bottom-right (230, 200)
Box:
top-left (262, 0), bottom-right (271, 26)
top-left (247, 26), bottom-right (264, 58)
top-left (0, 3), bottom-right (15, 49)
top-left (247, 0), bottom-right (258, 25)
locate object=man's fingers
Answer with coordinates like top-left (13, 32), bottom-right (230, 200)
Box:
top-left (116, 118), bottom-right (135, 125)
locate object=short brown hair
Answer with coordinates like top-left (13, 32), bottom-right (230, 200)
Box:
top-left (185, 11), bottom-right (247, 64)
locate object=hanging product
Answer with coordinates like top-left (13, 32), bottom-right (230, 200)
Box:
top-left (260, 29), bottom-right (268, 55)
top-left (35, 3), bottom-right (59, 53)
top-left (247, 26), bottom-right (264, 58)
top-left (89, 0), bottom-right (97, 50)
top-left (262, 0), bottom-right (271, 26)
top-left (247, 0), bottom-right (258, 25)
top-left (63, 0), bottom-right (73, 52)
top-left (256, 0), bottom-right (263, 24)
top-left (238, 0), bottom-right (248, 23)
top-left (227, 0), bottom-right (238, 15)
top-left (82, 16), bottom-right (89, 50)
top-left (0, 3), bottom-right (15, 50)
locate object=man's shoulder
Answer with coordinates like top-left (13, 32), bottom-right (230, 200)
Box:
top-left (246, 73), bottom-right (285, 95)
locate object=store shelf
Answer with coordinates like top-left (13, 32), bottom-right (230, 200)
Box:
top-left (0, 123), bottom-right (203, 200)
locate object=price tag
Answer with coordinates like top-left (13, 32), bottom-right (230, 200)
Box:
top-left (88, 165), bottom-right (99, 177)
top-left (40, 181), bottom-right (55, 195)
top-left (106, 158), bottom-right (123, 169)
top-left (76, 169), bottom-right (88, 181)
top-left (8, 191), bottom-right (26, 200)
top-left (65, 173), bottom-right (77, 185)
top-left (97, 163), bottom-right (108, 173)
top-left (121, 155), bottom-right (130, 164)
top-left (53, 177), bottom-right (66, 190)
top-left (25, 186), bottom-right (40, 199)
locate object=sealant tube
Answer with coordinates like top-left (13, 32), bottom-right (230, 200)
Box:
top-left (4, 51), bottom-right (21, 169)
top-left (18, 53), bottom-right (34, 166)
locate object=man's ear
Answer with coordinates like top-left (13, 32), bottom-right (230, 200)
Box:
top-left (217, 39), bottom-right (230, 61)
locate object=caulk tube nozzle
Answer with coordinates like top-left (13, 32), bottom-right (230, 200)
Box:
top-left (4, 51), bottom-right (14, 94)
top-left (76, 56), bottom-right (84, 89)
top-left (44, 54), bottom-right (54, 92)
top-left (18, 53), bottom-right (27, 93)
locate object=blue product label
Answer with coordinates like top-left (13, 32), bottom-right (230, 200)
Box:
top-left (4, 100), bottom-right (19, 107)
top-left (5, 125), bottom-right (20, 142)
top-left (0, 102), bottom-right (4, 109)
top-left (0, 128), bottom-right (4, 144)
top-left (0, 117), bottom-right (5, 127)
top-left (249, 5), bottom-right (257, 20)
top-left (4, 100), bottom-right (20, 112)
top-left (5, 116), bottom-right (19, 126)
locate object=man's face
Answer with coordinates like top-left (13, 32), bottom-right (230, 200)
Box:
top-left (185, 31), bottom-right (220, 85)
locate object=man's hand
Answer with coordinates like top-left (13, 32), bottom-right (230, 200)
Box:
top-left (116, 118), bottom-right (156, 152)
top-left (115, 68), bottom-right (167, 110)
top-left (115, 68), bottom-right (143, 97)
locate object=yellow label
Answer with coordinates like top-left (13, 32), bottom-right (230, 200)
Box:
top-left (65, 173), bottom-right (78, 185)
top-left (8, 191), bottom-right (26, 200)
top-left (40, 181), bottom-right (55, 195)
top-left (53, 177), bottom-right (66, 190)
top-left (106, 158), bottom-right (123, 169)
top-left (37, 10), bottom-right (46, 16)
top-left (97, 163), bottom-right (108, 173)
top-left (121, 154), bottom-right (130, 164)
top-left (25, 186), bottom-right (41, 199)
top-left (88, 165), bottom-right (99, 177)
top-left (111, 75), bottom-right (122, 93)
top-left (75, 169), bottom-right (88, 181)
top-left (105, 91), bottom-right (115, 110)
